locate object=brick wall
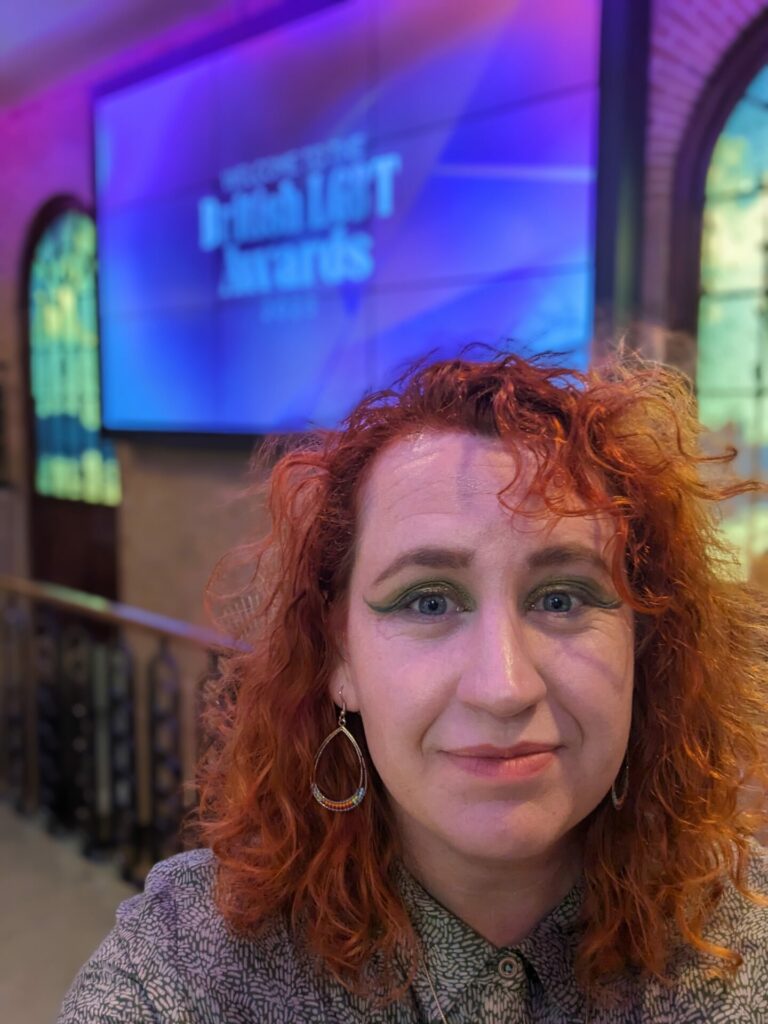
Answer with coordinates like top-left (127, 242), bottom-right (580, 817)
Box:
top-left (641, 0), bottom-right (767, 345)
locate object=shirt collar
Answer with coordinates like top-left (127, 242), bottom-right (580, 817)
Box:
top-left (396, 863), bottom-right (586, 1022)
top-left (517, 880), bottom-right (587, 1018)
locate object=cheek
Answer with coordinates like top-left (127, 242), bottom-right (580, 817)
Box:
top-left (352, 646), bottom-right (444, 724)
top-left (347, 627), bottom-right (458, 755)
top-left (543, 623), bottom-right (634, 730)
top-left (345, 623), bottom-right (403, 721)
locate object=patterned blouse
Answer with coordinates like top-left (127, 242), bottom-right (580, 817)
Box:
top-left (58, 846), bottom-right (768, 1023)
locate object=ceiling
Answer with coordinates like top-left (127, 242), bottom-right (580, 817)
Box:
top-left (0, 0), bottom-right (253, 108)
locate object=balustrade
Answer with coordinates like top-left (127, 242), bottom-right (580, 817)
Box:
top-left (0, 575), bottom-right (240, 885)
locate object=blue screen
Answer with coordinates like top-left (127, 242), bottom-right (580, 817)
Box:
top-left (95, 0), bottom-right (601, 434)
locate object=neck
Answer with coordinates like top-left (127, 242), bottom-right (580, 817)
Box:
top-left (401, 832), bottom-right (583, 948)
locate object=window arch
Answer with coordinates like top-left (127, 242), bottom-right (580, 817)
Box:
top-left (697, 64), bottom-right (768, 442)
top-left (670, 11), bottom-right (768, 580)
top-left (28, 206), bottom-right (121, 505)
top-left (696, 63), bottom-right (768, 577)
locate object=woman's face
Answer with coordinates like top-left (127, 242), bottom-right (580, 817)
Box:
top-left (331, 431), bottom-right (634, 870)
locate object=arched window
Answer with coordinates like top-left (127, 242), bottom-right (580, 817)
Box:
top-left (669, 8), bottom-right (768, 582)
top-left (696, 64), bottom-right (768, 576)
top-left (28, 208), bottom-right (121, 505)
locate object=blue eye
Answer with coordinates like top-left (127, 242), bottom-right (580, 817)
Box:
top-left (530, 588), bottom-right (589, 614)
top-left (411, 594), bottom-right (450, 616)
top-left (366, 581), bottom-right (473, 619)
top-left (527, 581), bottom-right (621, 617)
top-left (540, 591), bottom-right (575, 613)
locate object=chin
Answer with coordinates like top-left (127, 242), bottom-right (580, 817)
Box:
top-left (396, 794), bottom-right (588, 868)
top-left (443, 815), bottom-right (576, 865)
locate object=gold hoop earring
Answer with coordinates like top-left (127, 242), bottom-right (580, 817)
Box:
top-left (611, 755), bottom-right (630, 811)
top-left (311, 691), bottom-right (368, 812)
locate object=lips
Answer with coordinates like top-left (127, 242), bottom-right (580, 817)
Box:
top-left (447, 742), bottom-right (559, 759)
top-left (442, 743), bottom-right (559, 781)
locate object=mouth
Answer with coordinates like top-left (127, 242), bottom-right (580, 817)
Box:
top-left (449, 743), bottom-right (559, 758)
top-left (442, 743), bottom-right (559, 781)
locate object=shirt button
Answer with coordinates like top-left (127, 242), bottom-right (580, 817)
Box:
top-left (497, 955), bottom-right (519, 980)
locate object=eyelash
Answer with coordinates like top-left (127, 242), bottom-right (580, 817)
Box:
top-left (525, 585), bottom-right (591, 615)
top-left (389, 583), bottom-right (470, 617)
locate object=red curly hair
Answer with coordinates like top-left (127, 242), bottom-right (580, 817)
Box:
top-left (197, 352), bottom-right (768, 999)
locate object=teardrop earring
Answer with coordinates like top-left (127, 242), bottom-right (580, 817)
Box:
top-left (311, 689), bottom-right (368, 812)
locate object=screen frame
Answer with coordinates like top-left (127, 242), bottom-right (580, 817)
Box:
top-left (91, 0), bottom-right (347, 446)
top-left (91, 0), bottom-right (644, 446)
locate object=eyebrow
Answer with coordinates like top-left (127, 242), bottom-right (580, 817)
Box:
top-left (526, 543), bottom-right (612, 575)
top-left (370, 542), bottom-right (611, 588)
top-left (371, 546), bottom-right (474, 587)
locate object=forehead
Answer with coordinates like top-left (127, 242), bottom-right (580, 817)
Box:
top-left (356, 431), bottom-right (613, 554)
top-left (362, 431), bottom-right (520, 511)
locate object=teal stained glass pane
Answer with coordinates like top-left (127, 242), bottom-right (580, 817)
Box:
top-left (699, 192), bottom-right (764, 293)
top-left (706, 98), bottom-right (768, 197)
top-left (697, 295), bottom-right (762, 397)
top-left (746, 66), bottom-right (768, 106)
top-left (28, 209), bottom-right (122, 506)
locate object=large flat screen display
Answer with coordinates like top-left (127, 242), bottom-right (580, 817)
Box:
top-left (94, 0), bottom-right (602, 434)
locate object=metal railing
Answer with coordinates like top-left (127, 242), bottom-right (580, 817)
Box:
top-left (0, 575), bottom-right (238, 885)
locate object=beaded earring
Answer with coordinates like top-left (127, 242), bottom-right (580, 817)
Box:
top-left (311, 690), bottom-right (368, 812)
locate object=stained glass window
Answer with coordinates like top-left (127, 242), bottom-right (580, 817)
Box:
top-left (697, 65), bottom-right (768, 579)
top-left (28, 210), bottom-right (121, 505)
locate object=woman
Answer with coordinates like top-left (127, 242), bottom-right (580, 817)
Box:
top-left (60, 352), bottom-right (768, 1022)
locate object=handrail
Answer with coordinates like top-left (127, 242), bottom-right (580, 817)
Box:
top-left (0, 574), bottom-right (244, 652)
top-left (0, 572), bottom-right (244, 879)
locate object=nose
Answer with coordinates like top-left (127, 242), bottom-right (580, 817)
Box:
top-left (455, 600), bottom-right (547, 716)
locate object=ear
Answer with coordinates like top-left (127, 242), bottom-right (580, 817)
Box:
top-left (327, 648), bottom-right (361, 713)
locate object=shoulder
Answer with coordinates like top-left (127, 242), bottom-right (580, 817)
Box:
top-left (120, 847), bottom-right (218, 934)
top-left (98, 848), bottom-right (224, 970)
top-left (647, 843), bottom-right (768, 1023)
top-left (59, 849), bottom-right (327, 1024)
top-left (116, 847), bottom-right (302, 977)
top-left (706, 842), bottom-right (768, 952)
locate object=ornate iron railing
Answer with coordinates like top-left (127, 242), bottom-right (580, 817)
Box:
top-left (0, 575), bottom-right (238, 885)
